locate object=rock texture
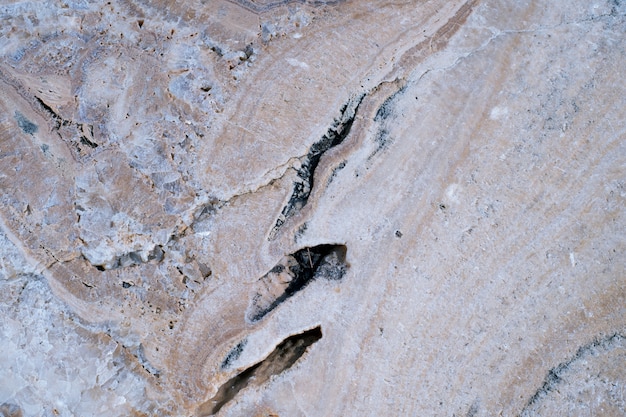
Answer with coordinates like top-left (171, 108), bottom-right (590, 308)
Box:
top-left (0, 0), bottom-right (625, 416)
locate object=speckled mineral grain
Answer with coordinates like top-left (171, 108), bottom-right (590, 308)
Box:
top-left (0, 0), bottom-right (625, 416)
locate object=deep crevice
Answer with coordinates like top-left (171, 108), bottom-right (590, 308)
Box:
top-left (34, 96), bottom-right (63, 129)
top-left (201, 326), bottom-right (323, 416)
top-left (269, 95), bottom-right (364, 239)
top-left (247, 244), bottom-right (347, 323)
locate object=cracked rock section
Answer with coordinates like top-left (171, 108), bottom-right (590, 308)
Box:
top-left (1, 0), bottom-right (625, 416)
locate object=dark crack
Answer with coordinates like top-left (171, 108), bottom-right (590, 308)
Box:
top-left (200, 327), bottom-right (323, 416)
top-left (269, 95), bottom-right (364, 239)
top-left (247, 244), bottom-right (347, 323)
top-left (33, 95), bottom-right (98, 156)
top-left (34, 96), bottom-right (63, 130)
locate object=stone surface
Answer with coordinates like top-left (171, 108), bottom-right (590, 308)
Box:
top-left (0, 0), bottom-right (625, 416)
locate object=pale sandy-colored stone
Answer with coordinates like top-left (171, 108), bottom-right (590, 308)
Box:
top-left (0, 0), bottom-right (625, 416)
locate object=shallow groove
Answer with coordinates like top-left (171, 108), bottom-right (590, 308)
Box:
top-left (201, 327), bottom-right (323, 416)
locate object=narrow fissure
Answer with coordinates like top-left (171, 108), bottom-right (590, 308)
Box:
top-left (34, 95), bottom-right (98, 150)
top-left (34, 96), bottom-right (63, 129)
top-left (269, 95), bottom-right (364, 239)
top-left (200, 326), bottom-right (323, 416)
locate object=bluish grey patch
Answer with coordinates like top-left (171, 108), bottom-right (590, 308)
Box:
top-left (221, 338), bottom-right (248, 369)
top-left (15, 111), bottom-right (38, 134)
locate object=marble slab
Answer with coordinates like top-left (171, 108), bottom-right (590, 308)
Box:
top-left (0, 0), bottom-right (624, 415)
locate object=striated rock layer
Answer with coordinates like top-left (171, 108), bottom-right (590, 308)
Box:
top-left (0, 0), bottom-right (625, 415)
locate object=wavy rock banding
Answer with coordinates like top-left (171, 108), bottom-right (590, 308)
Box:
top-left (0, 0), bottom-right (624, 416)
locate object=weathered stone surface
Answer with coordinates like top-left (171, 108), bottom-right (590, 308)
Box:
top-left (0, 0), bottom-right (624, 416)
